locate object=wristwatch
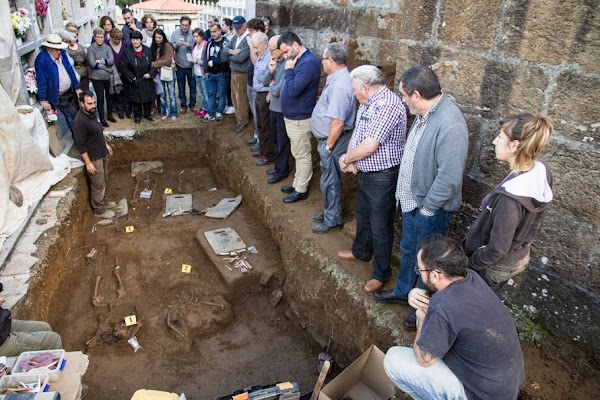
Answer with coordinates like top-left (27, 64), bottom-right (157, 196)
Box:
top-left (325, 144), bottom-right (331, 152)
top-left (341, 155), bottom-right (347, 164)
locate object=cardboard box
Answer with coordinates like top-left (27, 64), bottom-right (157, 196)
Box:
top-left (318, 345), bottom-right (396, 400)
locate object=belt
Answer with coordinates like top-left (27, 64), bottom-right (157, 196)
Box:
top-left (358, 165), bottom-right (399, 174)
top-left (316, 130), bottom-right (352, 141)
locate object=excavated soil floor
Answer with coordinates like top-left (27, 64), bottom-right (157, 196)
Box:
top-left (20, 113), bottom-right (600, 399)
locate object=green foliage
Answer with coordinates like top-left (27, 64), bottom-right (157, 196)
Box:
top-left (508, 304), bottom-right (545, 343)
top-left (116, 0), bottom-right (128, 9)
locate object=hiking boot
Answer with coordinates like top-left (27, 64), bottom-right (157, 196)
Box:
top-left (94, 210), bottom-right (115, 219)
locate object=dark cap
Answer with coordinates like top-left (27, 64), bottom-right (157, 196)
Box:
top-left (231, 16), bottom-right (246, 29)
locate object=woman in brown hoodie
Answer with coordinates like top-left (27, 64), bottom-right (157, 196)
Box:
top-left (463, 113), bottom-right (554, 292)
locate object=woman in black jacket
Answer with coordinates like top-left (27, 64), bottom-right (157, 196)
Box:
top-left (463, 113), bottom-right (554, 292)
top-left (120, 31), bottom-right (156, 123)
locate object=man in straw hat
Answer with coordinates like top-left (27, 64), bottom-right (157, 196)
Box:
top-left (35, 33), bottom-right (81, 131)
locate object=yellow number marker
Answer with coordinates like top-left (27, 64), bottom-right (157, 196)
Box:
top-left (125, 226), bottom-right (135, 233)
top-left (125, 315), bottom-right (137, 326)
top-left (181, 264), bottom-right (192, 273)
top-left (164, 188), bottom-right (173, 194)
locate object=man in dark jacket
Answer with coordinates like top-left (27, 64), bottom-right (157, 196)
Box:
top-left (121, 8), bottom-right (142, 44)
top-left (202, 24), bottom-right (230, 122)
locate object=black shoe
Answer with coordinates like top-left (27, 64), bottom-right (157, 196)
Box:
top-left (146, 115), bottom-right (154, 122)
top-left (126, 113), bottom-right (133, 119)
top-left (250, 143), bottom-right (260, 153)
top-left (312, 213), bottom-right (325, 223)
top-left (283, 190), bottom-right (308, 203)
top-left (266, 168), bottom-right (276, 175)
top-left (247, 137), bottom-right (257, 146)
top-left (403, 310), bottom-right (417, 331)
top-left (281, 186), bottom-right (294, 194)
top-left (101, 120), bottom-right (109, 128)
top-left (312, 223), bottom-right (343, 234)
top-left (372, 289), bottom-right (409, 305)
top-left (107, 115), bottom-right (117, 123)
top-left (256, 158), bottom-right (273, 166)
top-left (118, 113), bottom-right (125, 119)
top-left (268, 174), bottom-right (287, 184)
top-left (235, 123), bottom-right (248, 133)
top-left (134, 117), bottom-right (141, 124)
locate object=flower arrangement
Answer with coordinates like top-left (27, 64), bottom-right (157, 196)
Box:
top-left (94, 0), bottom-right (104, 13)
top-left (11, 8), bottom-right (31, 39)
top-left (24, 68), bottom-right (38, 97)
top-left (35, 0), bottom-right (50, 17)
top-left (46, 109), bottom-right (58, 124)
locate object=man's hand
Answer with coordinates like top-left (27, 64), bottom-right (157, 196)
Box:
top-left (75, 89), bottom-right (82, 97)
top-left (228, 48), bottom-right (240, 56)
top-left (408, 288), bottom-right (430, 312)
top-left (268, 59), bottom-right (277, 72)
top-left (285, 55), bottom-right (299, 70)
top-left (183, 41), bottom-right (190, 48)
top-left (40, 100), bottom-right (52, 111)
top-left (106, 144), bottom-right (113, 156)
top-left (266, 92), bottom-right (271, 103)
top-left (143, 73), bottom-right (151, 79)
top-left (86, 162), bottom-right (97, 175)
top-left (0, 298), bottom-right (5, 307)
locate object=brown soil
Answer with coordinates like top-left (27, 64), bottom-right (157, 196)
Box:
top-left (36, 114), bottom-right (600, 399)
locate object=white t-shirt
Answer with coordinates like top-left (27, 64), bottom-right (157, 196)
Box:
top-left (192, 43), bottom-right (206, 76)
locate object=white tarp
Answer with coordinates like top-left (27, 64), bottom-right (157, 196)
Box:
top-left (0, 85), bottom-right (79, 250)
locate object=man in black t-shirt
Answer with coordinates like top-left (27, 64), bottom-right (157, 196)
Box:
top-left (73, 91), bottom-right (116, 219)
top-left (384, 235), bottom-right (525, 400)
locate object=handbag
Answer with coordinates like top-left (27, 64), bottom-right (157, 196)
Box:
top-left (160, 62), bottom-right (174, 82)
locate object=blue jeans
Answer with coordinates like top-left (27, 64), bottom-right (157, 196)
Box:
top-left (394, 208), bottom-right (454, 298)
top-left (160, 80), bottom-right (177, 117)
top-left (352, 167), bottom-right (399, 282)
top-left (194, 74), bottom-right (209, 111)
top-left (384, 347), bottom-right (467, 400)
top-left (175, 67), bottom-right (196, 109)
top-left (206, 72), bottom-right (227, 116)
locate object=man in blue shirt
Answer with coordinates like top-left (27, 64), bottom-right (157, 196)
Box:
top-left (310, 43), bottom-right (356, 233)
top-left (278, 32), bottom-right (320, 203)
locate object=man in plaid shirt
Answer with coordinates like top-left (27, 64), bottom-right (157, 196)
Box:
top-left (338, 65), bottom-right (407, 293)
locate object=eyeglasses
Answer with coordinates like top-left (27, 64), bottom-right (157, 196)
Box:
top-left (414, 265), bottom-right (433, 275)
top-left (321, 57), bottom-right (331, 62)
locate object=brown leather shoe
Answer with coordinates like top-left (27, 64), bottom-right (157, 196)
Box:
top-left (337, 249), bottom-right (355, 261)
top-left (181, 107), bottom-right (188, 114)
top-left (363, 279), bottom-right (384, 293)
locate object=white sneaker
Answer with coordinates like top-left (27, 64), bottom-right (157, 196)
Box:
top-left (95, 209), bottom-right (115, 219)
top-left (171, 116), bottom-right (177, 120)
top-left (224, 106), bottom-right (235, 115)
top-left (161, 116), bottom-right (168, 120)
top-left (216, 113), bottom-right (223, 121)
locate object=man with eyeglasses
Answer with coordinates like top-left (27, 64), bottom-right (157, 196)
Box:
top-left (309, 43), bottom-right (356, 234)
top-left (170, 16), bottom-right (197, 114)
top-left (383, 235), bottom-right (525, 400)
top-left (204, 15), bottom-right (218, 41)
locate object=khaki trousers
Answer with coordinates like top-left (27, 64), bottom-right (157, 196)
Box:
top-left (231, 72), bottom-right (250, 125)
top-left (284, 117), bottom-right (313, 193)
top-left (89, 158), bottom-right (108, 214)
top-left (0, 320), bottom-right (62, 357)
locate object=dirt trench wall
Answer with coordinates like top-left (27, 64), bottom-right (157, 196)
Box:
top-left (257, 0), bottom-right (600, 351)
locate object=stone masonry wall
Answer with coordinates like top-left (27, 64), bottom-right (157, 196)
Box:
top-left (256, 0), bottom-right (600, 351)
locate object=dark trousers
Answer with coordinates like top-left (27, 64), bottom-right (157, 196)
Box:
top-left (270, 111), bottom-right (289, 177)
top-left (394, 209), bottom-right (454, 298)
top-left (132, 101), bottom-right (152, 119)
top-left (317, 133), bottom-right (352, 227)
top-left (121, 78), bottom-right (133, 115)
top-left (56, 90), bottom-right (79, 128)
top-left (176, 67), bottom-right (196, 109)
top-left (256, 92), bottom-right (273, 161)
top-left (91, 79), bottom-right (113, 121)
top-left (352, 167), bottom-right (399, 282)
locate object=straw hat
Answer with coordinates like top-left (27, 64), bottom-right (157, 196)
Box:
top-left (42, 34), bottom-right (68, 49)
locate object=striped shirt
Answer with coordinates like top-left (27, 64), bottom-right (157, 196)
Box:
top-left (351, 86), bottom-right (406, 172)
top-left (396, 93), bottom-right (444, 213)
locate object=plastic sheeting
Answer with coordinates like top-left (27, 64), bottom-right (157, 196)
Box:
top-left (0, 86), bottom-right (79, 250)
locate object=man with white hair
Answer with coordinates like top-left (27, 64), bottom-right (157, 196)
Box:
top-left (338, 65), bottom-right (407, 293)
top-left (250, 32), bottom-right (274, 166)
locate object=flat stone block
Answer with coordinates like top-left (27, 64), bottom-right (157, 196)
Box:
top-left (291, 4), bottom-right (350, 32)
top-left (438, 0), bottom-right (502, 51)
top-left (548, 72), bottom-right (600, 143)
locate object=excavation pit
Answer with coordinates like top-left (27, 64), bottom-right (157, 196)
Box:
top-left (6, 126), bottom-right (600, 400)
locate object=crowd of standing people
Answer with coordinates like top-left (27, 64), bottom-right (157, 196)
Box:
top-left (33, 10), bottom-right (557, 399)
